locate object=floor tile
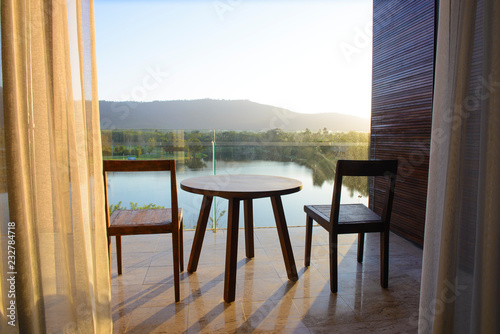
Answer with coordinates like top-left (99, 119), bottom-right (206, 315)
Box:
top-left (109, 228), bottom-right (423, 334)
top-left (185, 300), bottom-right (245, 333)
top-left (240, 299), bottom-right (309, 332)
top-left (125, 303), bottom-right (188, 333)
top-left (293, 295), bottom-right (360, 327)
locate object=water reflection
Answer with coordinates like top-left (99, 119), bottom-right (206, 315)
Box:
top-left (211, 144), bottom-right (369, 197)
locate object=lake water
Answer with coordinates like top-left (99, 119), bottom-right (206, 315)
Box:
top-left (106, 160), bottom-right (368, 229)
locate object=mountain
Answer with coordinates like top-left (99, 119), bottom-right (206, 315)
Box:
top-left (99, 99), bottom-right (370, 132)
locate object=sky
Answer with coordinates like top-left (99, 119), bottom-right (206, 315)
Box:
top-left (94, 0), bottom-right (373, 119)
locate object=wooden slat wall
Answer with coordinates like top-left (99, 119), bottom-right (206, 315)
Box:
top-left (370, 0), bottom-right (435, 246)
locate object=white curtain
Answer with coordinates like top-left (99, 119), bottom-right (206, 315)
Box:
top-left (1, 0), bottom-right (112, 333)
top-left (419, 0), bottom-right (500, 333)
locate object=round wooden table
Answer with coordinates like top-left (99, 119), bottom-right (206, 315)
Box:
top-left (181, 174), bottom-right (302, 303)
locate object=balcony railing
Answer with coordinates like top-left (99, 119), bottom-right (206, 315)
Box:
top-left (102, 129), bottom-right (370, 230)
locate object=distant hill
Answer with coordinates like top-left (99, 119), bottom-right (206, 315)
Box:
top-left (99, 99), bottom-right (370, 132)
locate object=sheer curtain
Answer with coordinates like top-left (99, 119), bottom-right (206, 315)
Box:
top-left (1, 0), bottom-right (111, 333)
top-left (419, 0), bottom-right (499, 333)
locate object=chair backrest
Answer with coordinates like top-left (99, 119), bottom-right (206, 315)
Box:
top-left (331, 159), bottom-right (398, 225)
top-left (102, 160), bottom-right (179, 229)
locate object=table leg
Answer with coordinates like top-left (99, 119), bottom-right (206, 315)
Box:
top-left (224, 198), bottom-right (240, 303)
top-left (188, 195), bottom-right (213, 273)
top-left (271, 195), bottom-right (298, 281)
top-left (244, 199), bottom-right (254, 258)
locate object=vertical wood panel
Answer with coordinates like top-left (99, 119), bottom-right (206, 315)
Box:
top-left (370, 0), bottom-right (435, 246)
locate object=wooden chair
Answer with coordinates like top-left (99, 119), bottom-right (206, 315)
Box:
top-left (103, 160), bottom-right (183, 302)
top-left (304, 159), bottom-right (398, 293)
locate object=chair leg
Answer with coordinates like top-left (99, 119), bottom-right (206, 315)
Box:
top-left (329, 230), bottom-right (338, 293)
top-left (107, 236), bottom-right (112, 274)
top-left (304, 215), bottom-right (313, 267)
top-left (179, 221), bottom-right (184, 272)
top-left (380, 230), bottom-right (389, 288)
top-left (116, 235), bottom-right (123, 275)
top-left (172, 230), bottom-right (181, 302)
top-left (357, 232), bottom-right (365, 263)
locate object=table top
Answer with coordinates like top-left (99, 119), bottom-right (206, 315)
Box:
top-left (180, 174), bottom-right (302, 199)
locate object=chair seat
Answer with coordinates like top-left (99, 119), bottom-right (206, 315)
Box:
top-left (304, 204), bottom-right (382, 233)
top-left (108, 208), bottom-right (183, 235)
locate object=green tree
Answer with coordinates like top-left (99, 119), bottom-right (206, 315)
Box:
top-left (146, 137), bottom-right (156, 154)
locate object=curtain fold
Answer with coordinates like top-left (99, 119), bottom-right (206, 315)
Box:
top-left (1, 0), bottom-right (112, 333)
top-left (419, 0), bottom-right (500, 333)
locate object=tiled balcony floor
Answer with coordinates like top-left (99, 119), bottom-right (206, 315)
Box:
top-left (110, 227), bottom-right (422, 333)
